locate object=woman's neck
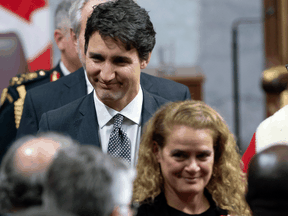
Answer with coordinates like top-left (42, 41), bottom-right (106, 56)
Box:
top-left (164, 189), bottom-right (210, 215)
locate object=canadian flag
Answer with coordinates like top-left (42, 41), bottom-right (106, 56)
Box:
top-left (0, 0), bottom-right (52, 71)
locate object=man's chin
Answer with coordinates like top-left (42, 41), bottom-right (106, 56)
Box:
top-left (96, 91), bottom-right (122, 103)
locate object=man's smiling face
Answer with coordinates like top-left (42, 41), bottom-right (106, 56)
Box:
top-left (85, 32), bottom-right (149, 111)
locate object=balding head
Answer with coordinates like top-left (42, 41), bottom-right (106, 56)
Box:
top-left (14, 138), bottom-right (61, 176)
top-left (0, 133), bottom-right (78, 214)
top-left (246, 144), bottom-right (288, 216)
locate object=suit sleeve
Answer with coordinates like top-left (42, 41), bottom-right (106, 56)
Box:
top-left (242, 133), bottom-right (256, 173)
top-left (38, 112), bottom-right (50, 133)
top-left (16, 91), bottom-right (39, 138)
top-left (184, 86), bottom-right (191, 100)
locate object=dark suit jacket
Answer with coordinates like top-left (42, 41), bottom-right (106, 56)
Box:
top-left (17, 67), bottom-right (191, 137)
top-left (0, 63), bottom-right (64, 162)
top-left (38, 90), bottom-right (170, 147)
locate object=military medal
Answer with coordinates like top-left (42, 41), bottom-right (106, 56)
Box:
top-left (50, 71), bottom-right (60, 82)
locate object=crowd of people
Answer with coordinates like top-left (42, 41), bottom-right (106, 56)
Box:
top-left (0, 0), bottom-right (288, 215)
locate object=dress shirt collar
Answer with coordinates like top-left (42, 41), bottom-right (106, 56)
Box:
top-left (94, 86), bottom-right (143, 128)
top-left (59, 61), bottom-right (71, 76)
top-left (84, 68), bottom-right (94, 94)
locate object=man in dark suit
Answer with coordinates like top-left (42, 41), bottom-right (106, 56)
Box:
top-left (38, 0), bottom-right (187, 166)
top-left (17, 0), bottom-right (191, 139)
top-left (0, 1), bottom-right (82, 162)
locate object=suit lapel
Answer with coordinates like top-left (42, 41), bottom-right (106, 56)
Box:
top-left (60, 68), bottom-right (87, 106)
top-left (73, 92), bottom-right (101, 148)
top-left (140, 72), bottom-right (153, 93)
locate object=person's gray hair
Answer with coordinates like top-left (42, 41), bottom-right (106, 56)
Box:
top-left (69, 0), bottom-right (90, 38)
top-left (43, 145), bottom-right (134, 216)
top-left (69, 0), bottom-right (113, 38)
top-left (54, 1), bottom-right (73, 32)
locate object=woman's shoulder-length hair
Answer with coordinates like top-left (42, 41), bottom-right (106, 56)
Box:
top-left (133, 100), bottom-right (251, 216)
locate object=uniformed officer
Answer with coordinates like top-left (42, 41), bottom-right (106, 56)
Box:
top-left (0, 1), bottom-right (82, 162)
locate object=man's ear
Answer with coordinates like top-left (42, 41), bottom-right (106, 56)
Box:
top-left (70, 28), bottom-right (78, 49)
top-left (54, 29), bottom-right (65, 51)
top-left (140, 52), bottom-right (152, 69)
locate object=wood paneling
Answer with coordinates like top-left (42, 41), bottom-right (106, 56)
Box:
top-left (263, 0), bottom-right (288, 117)
top-left (264, 0), bottom-right (288, 67)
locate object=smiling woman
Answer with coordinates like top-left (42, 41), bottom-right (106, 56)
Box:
top-left (133, 100), bottom-right (251, 216)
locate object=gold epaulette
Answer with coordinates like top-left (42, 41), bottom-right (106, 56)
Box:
top-left (14, 85), bottom-right (26, 129)
top-left (0, 88), bottom-right (13, 106)
top-left (9, 70), bottom-right (48, 86)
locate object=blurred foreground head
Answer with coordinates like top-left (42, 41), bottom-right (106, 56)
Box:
top-left (246, 144), bottom-right (288, 216)
top-left (43, 145), bottom-right (135, 216)
top-left (0, 133), bottom-right (77, 213)
top-left (12, 206), bottom-right (76, 216)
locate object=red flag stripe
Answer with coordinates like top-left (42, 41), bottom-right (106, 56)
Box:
top-left (27, 43), bottom-right (52, 71)
top-left (0, 0), bottom-right (47, 22)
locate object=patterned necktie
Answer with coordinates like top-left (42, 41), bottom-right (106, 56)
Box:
top-left (107, 114), bottom-right (131, 163)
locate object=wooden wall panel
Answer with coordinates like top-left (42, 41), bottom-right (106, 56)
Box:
top-left (264, 0), bottom-right (288, 67)
top-left (263, 0), bottom-right (288, 117)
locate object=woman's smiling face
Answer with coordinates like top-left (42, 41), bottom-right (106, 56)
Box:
top-left (155, 125), bottom-right (215, 196)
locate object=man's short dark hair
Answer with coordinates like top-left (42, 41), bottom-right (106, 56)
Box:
top-left (84, 0), bottom-right (156, 61)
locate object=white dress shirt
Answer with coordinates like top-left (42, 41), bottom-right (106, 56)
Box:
top-left (84, 69), bottom-right (94, 94)
top-left (59, 61), bottom-right (71, 76)
top-left (94, 86), bottom-right (143, 167)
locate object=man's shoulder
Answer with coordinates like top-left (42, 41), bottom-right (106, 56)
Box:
top-left (256, 105), bottom-right (288, 152)
top-left (1, 70), bottom-right (50, 107)
top-left (46, 93), bottom-right (91, 116)
top-left (0, 63), bottom-right (65, 107)
top-left (140, 72), bottom-right (190, 101)
top-left (145, 89), bottom-right (171, 105)
top-left (141, 72), bottom-right (187, 88)
top-left (258, 105), bottom-right (288, 130)
top-left (26, 67), bottom-right (84, 97)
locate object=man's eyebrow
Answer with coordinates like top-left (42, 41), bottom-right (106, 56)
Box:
top-left (88, 52), bottom-right (104, 60)
top-left (113, 56), bottom-right (132, 63)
